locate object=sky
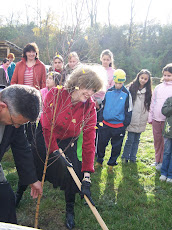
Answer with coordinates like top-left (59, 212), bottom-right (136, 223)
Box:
top-left (0, 0), bottom-right (172, 26)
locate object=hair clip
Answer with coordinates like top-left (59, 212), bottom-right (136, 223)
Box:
top-left (57, 85), bottom-right (63, 89)
top-left (99, 122), bottom-right (103, 127)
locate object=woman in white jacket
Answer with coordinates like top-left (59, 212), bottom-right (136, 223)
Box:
top-left (122, 69), bottom-right (152, 163)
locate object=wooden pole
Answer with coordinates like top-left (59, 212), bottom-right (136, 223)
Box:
top-left (61, 153), bottom-right (109, 230)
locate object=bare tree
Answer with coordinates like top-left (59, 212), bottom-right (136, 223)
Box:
top-left (128, 0), bottom-right (135, 48)
top-left (86, 0), bottom-right (99, 27)
top-left (107, 1), bottom-right (111, 27)
top-left (143, 0), bottom-right (153, 40)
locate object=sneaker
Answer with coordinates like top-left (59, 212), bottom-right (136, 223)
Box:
top-left (95, 162), bottom-right (102, 169)
top-left (166, 178), bottom-right (172, 183)
top-left (156, 163), bottom-right (162, 171)
top-left (108, 166), bottom-right (113, 172)
top-left (122, 158), bottom-right (128, 163)
top-left (151, 162), bottom-right (158, 166)
top-left (130, 160), bottom-right (136, 163)
top-left (159, 175), bottom-right (167, 181)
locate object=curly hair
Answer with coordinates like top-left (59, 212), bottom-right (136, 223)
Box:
top-left (65, 64), bottom-right (106, 93)
top-left (127, 69), bottom-right (152, 111)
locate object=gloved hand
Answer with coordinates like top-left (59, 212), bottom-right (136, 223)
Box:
top-left (81, 180), bottom-right (95, 206)
top-left (49, 149), bottom-right (72, 167)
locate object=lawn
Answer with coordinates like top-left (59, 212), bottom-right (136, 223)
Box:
top-left (2, 123), bottom-right (172, 230)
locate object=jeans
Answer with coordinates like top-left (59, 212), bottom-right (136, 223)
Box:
top-left (161, 138), bottom-right (172, 179)
top-left (122, 132), bottom-right (141, 162)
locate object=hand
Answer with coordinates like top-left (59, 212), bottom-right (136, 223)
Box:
top-left (95, 101), bottom-right (100, 109)
top-left (30, 180), bottom-right (43, 199)
top-left (81, 180), bottom-right (95, 206)
top-left (50, 149), bottom-right (72, 167)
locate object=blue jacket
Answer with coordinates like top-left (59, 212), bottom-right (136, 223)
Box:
top-left (103, 85), bottom-right (132, 127)
top-left (7, 62), bottom-right (16, 82)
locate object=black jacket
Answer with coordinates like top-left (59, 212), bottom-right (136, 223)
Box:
top-left (0, 125), bottom-right (38, 185)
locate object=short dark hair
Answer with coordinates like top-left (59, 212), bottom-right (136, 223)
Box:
top-left (3, 58), bottom-right (10, 64)
top-left (23, 42), bottom-right (39, 60)
top-left (47, 71), bottom-right (62, 86)
top-left (0, 85), bottom-right (41, 122)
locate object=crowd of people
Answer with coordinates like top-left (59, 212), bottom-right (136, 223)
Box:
top-left (0, 42), bottom-right (172, 229)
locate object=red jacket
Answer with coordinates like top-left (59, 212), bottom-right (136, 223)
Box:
top-left (11, 58), bottom-right (46, 89)
top-left (40, 87), bottom-right (97, 172)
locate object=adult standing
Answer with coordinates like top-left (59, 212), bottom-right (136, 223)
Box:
top-left (11, 42), bottom-right (46, 89)
top-left (0, 84), bottom-right (43, 224)
top-left (11, 42), bottom-right (46, 143)
top-left (0, 58), bottom-right (10, 86)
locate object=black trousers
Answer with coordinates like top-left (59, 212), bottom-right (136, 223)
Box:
top-left (0, 182), bottom-right (17, 224)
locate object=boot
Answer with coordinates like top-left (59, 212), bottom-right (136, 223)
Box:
top-left (15, 183), bottom-right (28, 207)
top-left (66, 202), bottom-right (75, 229)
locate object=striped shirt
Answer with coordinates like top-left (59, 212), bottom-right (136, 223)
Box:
top-left (24, 65), bottom-right (34, 86)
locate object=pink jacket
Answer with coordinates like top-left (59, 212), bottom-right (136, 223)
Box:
top-left (40, 87), bottom-right (49, 102)
top-left (148, 81), bottom-right (172, 122)
top-left (93, 67), bottom-right (115, 103)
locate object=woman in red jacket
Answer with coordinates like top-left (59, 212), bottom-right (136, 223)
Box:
top-left (11, 42), bottom-right (46, 89)
top-left (33, 65), bottom-right (105, 229)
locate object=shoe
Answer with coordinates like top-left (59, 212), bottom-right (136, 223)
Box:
top-left (151, 162), bottom-right (158, 166)
top-left (159, 175), bottom-right (167, 181)
top-left (108, 166), bottom-right (113, 172)
top-left (122, 158), bottom-right (128, 163)
top-left (66, 213), bottom-right (75, 229)
top-left (166, 178), bottom-right (172, 183)
top-left (156, 163), bottom-right (162, 171)
top-left (95, 162), bottom-right (102, 169)
top-left (130, 160), bottom-right (136, 163)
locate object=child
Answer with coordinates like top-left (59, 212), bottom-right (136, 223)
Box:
top-left (53, 54), bottom-right (66, 84)
top-left (96, 69), bottom-right (132, 171)
top-left (93, 49), bottom-right (115, 112)
top-left (7, 53), bottom-right (16, 82)
top-left (0, 58), bottom-right (10, 86)
top-left (41, 71), bottom-right (62, 101)
top-left (159, 96), bottom-right (172, 183)
top-left (122, 69), bottom-right (152, 163)
top-left (148, 63), bottom-right (172, 171)
top-left (65, 52), bottom-right (80, 75)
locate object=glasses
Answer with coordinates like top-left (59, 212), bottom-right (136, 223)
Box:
top-left (9, 110), bottom-right (29, 128)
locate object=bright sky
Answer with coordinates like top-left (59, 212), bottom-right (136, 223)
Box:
top-left (0, 0), bottom-right (172, 26)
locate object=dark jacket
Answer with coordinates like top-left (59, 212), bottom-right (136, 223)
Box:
top-left (162, 96), bottom-right (172, 139)
top-left (0, 67), bottom-right (10, 86)
top-left (0, 125), bottom-right (38, 185)
top-left (0, 125), bottom-right (38, 223)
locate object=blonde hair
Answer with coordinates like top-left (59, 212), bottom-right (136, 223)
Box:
top-left (65, 65), bottom-right (107, 93)
top-left (7, 53), bottom-right (15, 60)
top-left (68, 52), bottom-right (79, 61)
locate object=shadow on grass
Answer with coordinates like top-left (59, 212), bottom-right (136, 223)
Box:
top-left (115, 162), bottom-right (148, 230)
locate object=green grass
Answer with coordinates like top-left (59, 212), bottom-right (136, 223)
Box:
top-left (2, 124), bottom-right (172, 230)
